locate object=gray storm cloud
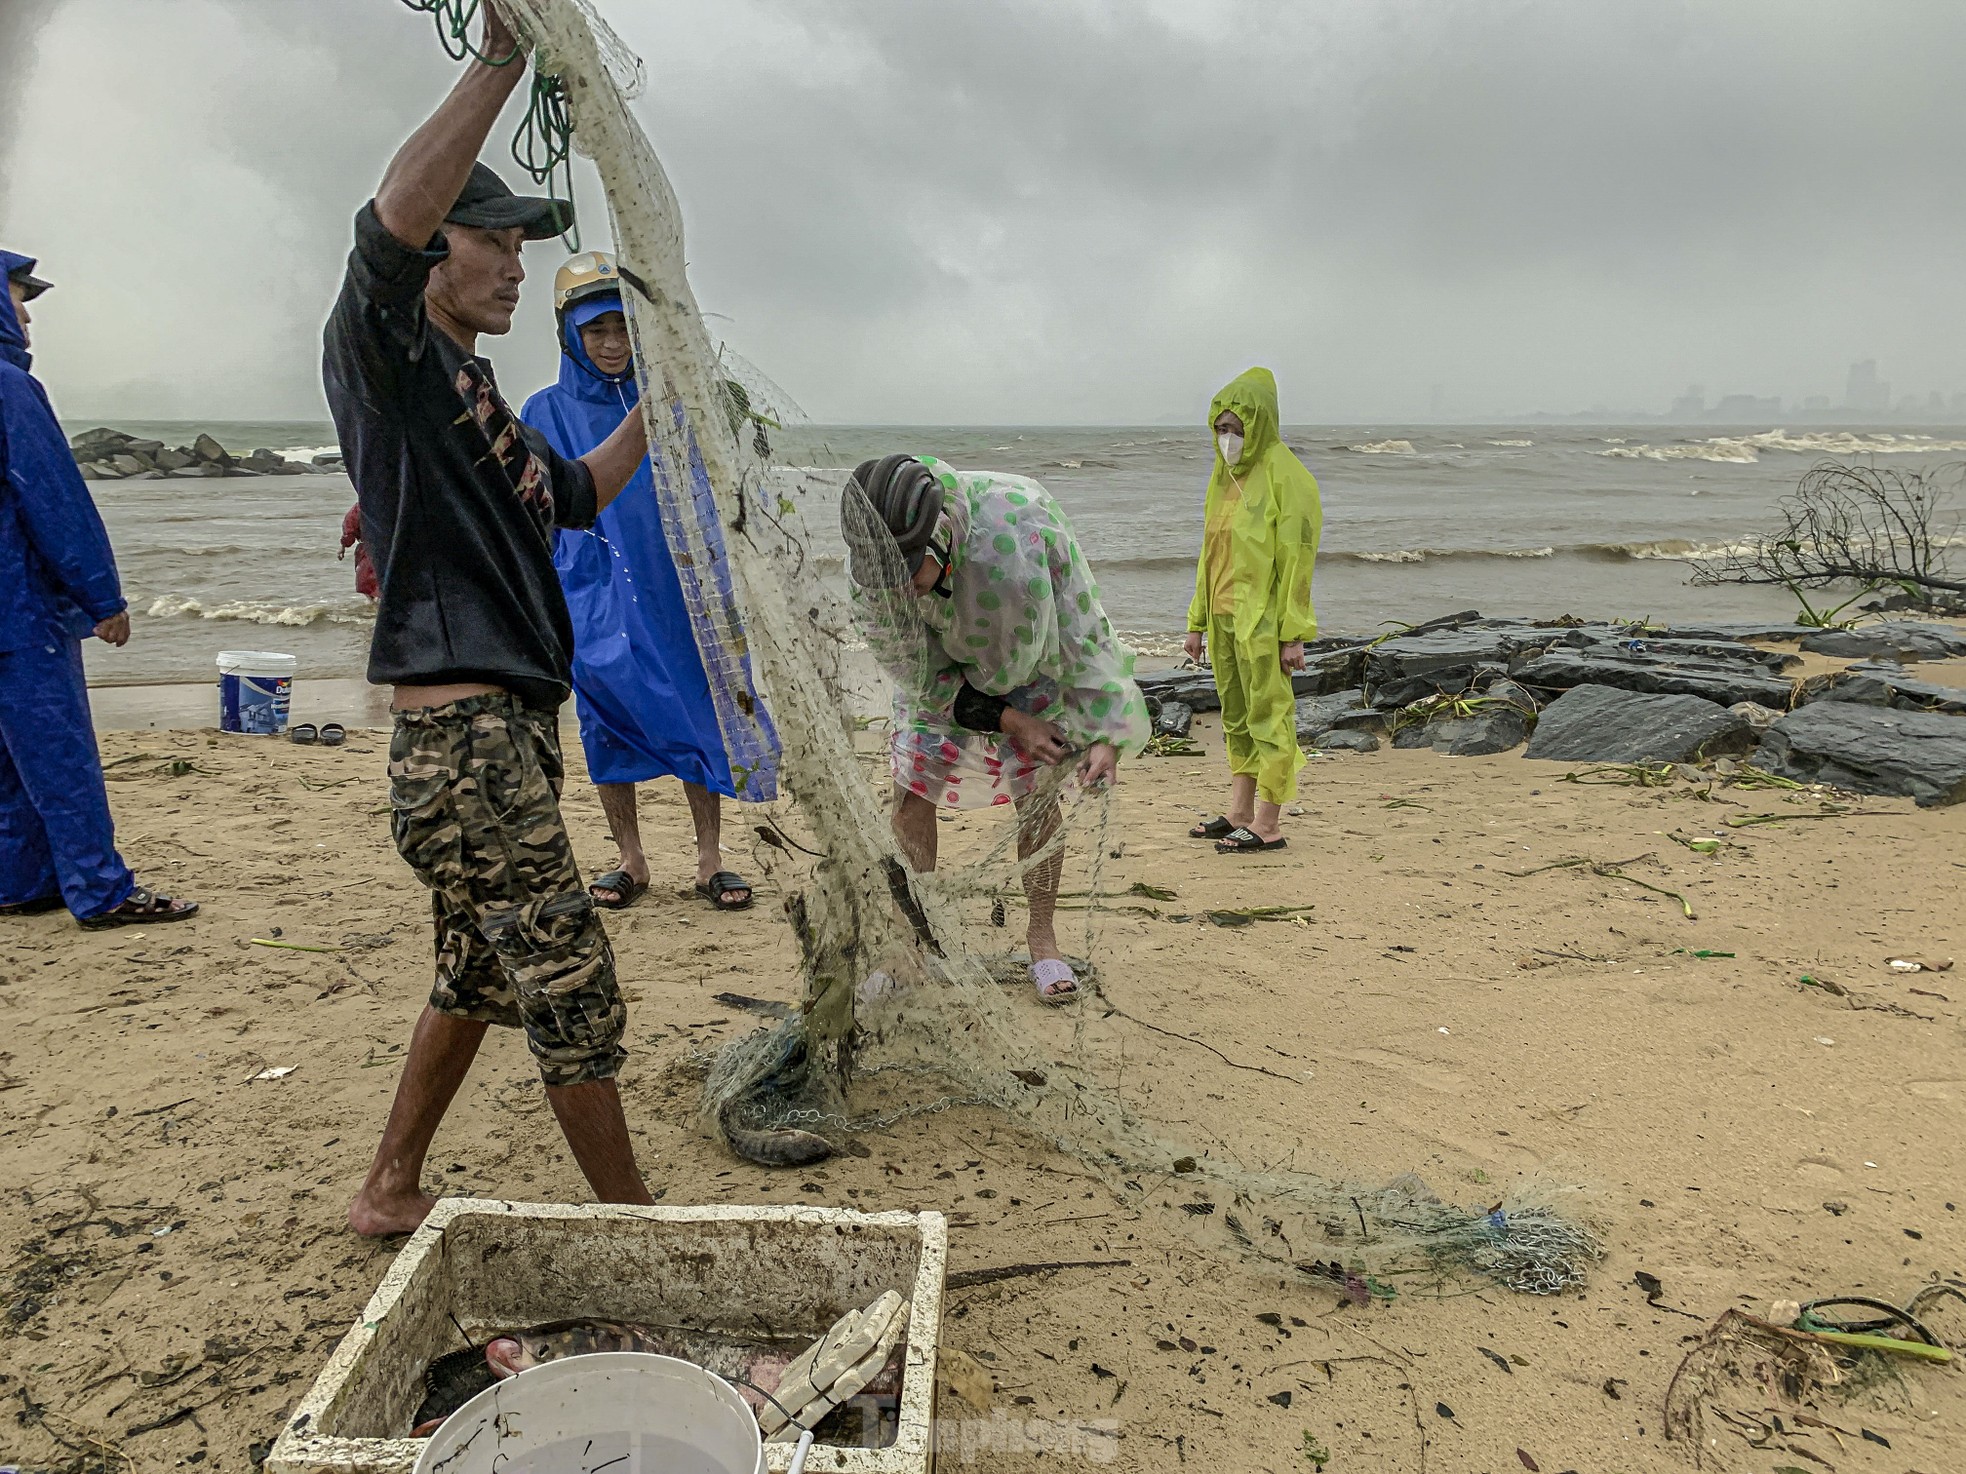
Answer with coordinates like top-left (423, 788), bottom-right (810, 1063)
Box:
top-left (2, 0), bottom-right (1962, 424)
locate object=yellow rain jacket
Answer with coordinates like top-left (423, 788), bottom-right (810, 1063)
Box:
top-left (1186, 367), bottom-right (1322, 644)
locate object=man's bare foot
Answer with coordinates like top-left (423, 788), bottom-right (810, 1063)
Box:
top-left (347, 1185), bottom-right (438, 1238)
top-left (590, 857), bottom-right (648, 907)
top-left (694, 857), bottom-right (750, 908)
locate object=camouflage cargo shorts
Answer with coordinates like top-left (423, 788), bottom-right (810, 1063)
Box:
top-left (388, 694), bottom-right (625, 1087)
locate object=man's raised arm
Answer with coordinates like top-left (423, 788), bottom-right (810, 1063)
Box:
top-left (373, 5), bottom-right (529, 249)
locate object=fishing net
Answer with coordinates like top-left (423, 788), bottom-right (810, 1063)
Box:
top-left (465, 0), bottom-right (1602, 1295)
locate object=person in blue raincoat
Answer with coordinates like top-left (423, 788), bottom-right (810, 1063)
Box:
top-left (520, 252), bottom-right (778, 913)
top-left (0, 251), bottom-right (197, 927)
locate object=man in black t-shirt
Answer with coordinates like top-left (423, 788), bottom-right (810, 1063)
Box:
top-left (323, 4), bottom-right (656, 1237)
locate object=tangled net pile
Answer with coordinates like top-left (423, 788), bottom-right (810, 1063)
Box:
top-left (476, 0), bottom-right (1602, 1295)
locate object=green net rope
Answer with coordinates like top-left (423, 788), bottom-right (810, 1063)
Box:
top-left (399, 0), bottom-right (581, 249)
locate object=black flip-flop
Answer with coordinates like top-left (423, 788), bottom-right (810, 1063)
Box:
top-left (1215, 827), bottom-right (1287, 854)
top-left (0, 894), bottom-right (64, 917)
top-left (290, 723), bottom-right (318, 745)
top-left (78, 886), bottom-right (199, 929)
top-left (589, 869), bottom-right (648, 910)
top-left (320, 722), bottom-right (347, 747)
top-left (695, 870), bottom-right (754, 911)
top-left (1189, 815), bottom-right (1236, 840)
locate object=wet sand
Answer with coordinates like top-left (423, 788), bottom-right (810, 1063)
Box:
top-left (4, 706), bottom-right (1965, 1471)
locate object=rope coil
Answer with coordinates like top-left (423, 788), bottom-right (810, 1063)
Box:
top-left (399, 0), bottom-right (580, 249)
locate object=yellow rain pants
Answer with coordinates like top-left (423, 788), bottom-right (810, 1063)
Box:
top-left (1210, 615), bottom-right (1303, 804)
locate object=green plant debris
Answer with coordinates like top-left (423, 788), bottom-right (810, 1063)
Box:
top-left (102, 752), bottom-right (163, 770)
top-left (1128, 881), bottom-right (1178, 901)
top-left (1723, 807), bottom-right (1873, 828)
top-left (1388, 689), bottom-right (1536, 734)
top-left (1672, 948), bottom-right (1735, 959)
top-left (248, 938), bottom-right (341, 954)
top-left (1300, 1431), bottom-right (1331, 1469)
top-left (1143, 733), bottom-right (1200, 757)
top-left (1202, 904), bottom-right (1317, 925)
top-left (1504, 853), bottom-right (1696, 918)
top-left (1596, 867), bottom-right (1696, 920)
top-left (1561, 763), bottom-right (1678, 787)
top-left (1723, 764), bottom-right (1807, 791)
top-left (1382, 797), bottom-right (1434, 811)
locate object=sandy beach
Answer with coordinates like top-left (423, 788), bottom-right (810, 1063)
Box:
top-left (4, 672), bottom-right (1964, 1474)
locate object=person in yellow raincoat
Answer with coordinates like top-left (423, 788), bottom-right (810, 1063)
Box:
top-left (1183, 367), bottom-right (1322, 853)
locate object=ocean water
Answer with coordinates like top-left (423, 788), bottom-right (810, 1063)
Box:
top-left (66, 417), bottom-right (1966, 687)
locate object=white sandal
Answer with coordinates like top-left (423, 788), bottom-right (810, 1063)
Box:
top-left (1030, 957), bottom-right (1079, 1006)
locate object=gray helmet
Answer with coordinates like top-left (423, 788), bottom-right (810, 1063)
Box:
top-left (843, 455), bottom-right (945, 587)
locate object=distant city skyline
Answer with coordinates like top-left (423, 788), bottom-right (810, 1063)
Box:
top-left (1467, 358), bottom-right (1966, 426)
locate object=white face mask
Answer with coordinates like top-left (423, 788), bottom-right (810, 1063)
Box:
top-left (1217, 432), bottom-right (1244, 467)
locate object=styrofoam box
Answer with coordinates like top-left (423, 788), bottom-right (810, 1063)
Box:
top-left (267, 1199), bottom-right (947, 1474)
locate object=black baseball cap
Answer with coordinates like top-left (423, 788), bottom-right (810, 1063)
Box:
top-left (444, 162), bottom-right (573, 241)
top-left (7, 259), bottom-right (51, 301)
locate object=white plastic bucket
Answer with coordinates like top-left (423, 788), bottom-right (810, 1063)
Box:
top-left (216, 650), bottom-right (296, 735)
top-left (412, 1353), bottom-right (766, 1474)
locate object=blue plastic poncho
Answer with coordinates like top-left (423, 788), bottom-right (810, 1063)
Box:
top-left (0, 250), bottom-right (124, 652)
top-left (520, 296), bottom-right (777, 799)
top-left (0, 249), bottom-right (136, 917)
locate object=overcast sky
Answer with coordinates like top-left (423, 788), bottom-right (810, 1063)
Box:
top-left (3, 0), bottom-right (1963, 425)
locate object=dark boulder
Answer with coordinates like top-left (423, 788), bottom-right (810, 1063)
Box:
top-left (1312, 728), bottom-right (1380, 753)
top-left (1394, 609), bottom-right (1486, 637)
top-left (1153, 700), bottom-right (1194, 739)
top-left (1137, 670), bottom-right (1221, 714)
top-left (1368, 664), bottom-right (1514, 710)
top-left (1655, 621), bottom-right (1811, 643)
top-left (1860, 589), bottom-right (1966, 616)
top-left (1730, 701), bottom-right (1783, 736)
top-left (1797, 662), bottom-right (1966, 715)
top-left (1575, 635), bottom-right (1799, 672)
top-left (1752, 702), bottom-right (1966, 807)
top-left (1366, 630), bottom-right (1526, 690)
top-left (192, 432), bottom-right (231, 465)
top-left (1297, 641), bottom-right (1367, 694)
top-left (1139, 645), bottom-right (1368, 715)
top-left (1522, 684), bottom-right (1755, 764)
top-left (1294, 690), bottom-right (1377, 742)
top-left (70, 426), bottom-right (132, 452)
top-left (1510, 648), bottom-right (1795, 709)
top-left (1391, 704), bottom-right (1530, 756)
top-left (1799, 623), bottom-right (1966, 662)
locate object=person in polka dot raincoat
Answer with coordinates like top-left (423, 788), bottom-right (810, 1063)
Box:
top-left (846, 454), bottom-right (1148, 1004)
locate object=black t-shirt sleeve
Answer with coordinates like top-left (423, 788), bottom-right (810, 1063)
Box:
top-left (324, 201), bottom-right (450, 396)
top-left (521, 420), bottom-right (598, 530)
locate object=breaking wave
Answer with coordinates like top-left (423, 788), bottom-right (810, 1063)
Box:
top-left (1344, 439), bottom-right (1417, 455)
top-left (1598, 429), bottom-right (1966, 465)
top-left (146, 595), bottom-right (373, 627)
top-left (1486, 438), bottom-right (1534, 447)
top-left (1581, 538), bottom-right (1761, 561)
top-left (1344, 546), bottom-right (1554, 564)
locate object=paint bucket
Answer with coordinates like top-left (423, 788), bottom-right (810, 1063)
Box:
top-left (412, 1353), bottom-right (766, 1474)
top-left (216, 650), bottom-right (296, 735)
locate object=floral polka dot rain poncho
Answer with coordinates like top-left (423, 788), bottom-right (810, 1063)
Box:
top-left (856, 457), bottom-right (1149, 809)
